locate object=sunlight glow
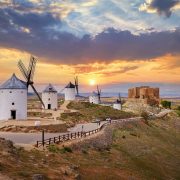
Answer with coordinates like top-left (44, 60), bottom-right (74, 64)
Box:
top-left (89, 79), bottom-right (96, 86)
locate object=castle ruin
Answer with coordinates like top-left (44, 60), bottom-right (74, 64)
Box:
top-left (128, 86), bottom-right (160, 106)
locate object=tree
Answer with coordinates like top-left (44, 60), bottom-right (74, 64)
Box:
top-left (161, 100), bottom-right (171, 109)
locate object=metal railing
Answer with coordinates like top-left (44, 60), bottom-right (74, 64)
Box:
top-left (36, 117), bottom-right (142, 148)
top-left (36, 122), bottom-right (109, 148)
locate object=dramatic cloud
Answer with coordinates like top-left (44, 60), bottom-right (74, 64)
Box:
top-left (0, 8), bottom-right (180, 65)
top-left (139, 0), bottom-right (180, 17)
top-left (0, 4), bottom-right (180, 65)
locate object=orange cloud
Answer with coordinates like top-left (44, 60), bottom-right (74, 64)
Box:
top-left (0, 48), bottom-right (179, 87)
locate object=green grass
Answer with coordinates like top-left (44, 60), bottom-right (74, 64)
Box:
top-left (110, 116), bottom-right (180, 179)
top-left (61, 113), bottom-right (180, 179)
top-left (48, 145), bottom-right (72, 153)
top-left (60, 101), bottom-right (135, 123)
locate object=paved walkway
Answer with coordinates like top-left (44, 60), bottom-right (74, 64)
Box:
top-left (0, 118), bottom-right (141, 145)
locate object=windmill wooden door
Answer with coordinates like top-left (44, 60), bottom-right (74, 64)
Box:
top-left (48, 104), bottom-right (51, 109)
top-left (11, 110), bottom-right (16, 119)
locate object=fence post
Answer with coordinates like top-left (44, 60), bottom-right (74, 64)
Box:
top-left (42, 130), bottom-right (45, 148)
top-left (54, 137), bottom-right (56, 143)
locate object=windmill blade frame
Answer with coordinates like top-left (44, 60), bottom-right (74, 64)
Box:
top-left (118, 93), bottom-right (120, 99)
top-left (30, 84), bottom-right (45, 108)
top-left (97, 85), bottom-right (101, 102)
top-left (18, 60), bottom-right (28, 81)
top-left (59, 87), bottom-right (65, 93)
top-left (18, 56), bottom-right (45, 109)
top-left (28, 56), bottom-right (37, 82)
top-left (74, 76), bottom-right (79, 95)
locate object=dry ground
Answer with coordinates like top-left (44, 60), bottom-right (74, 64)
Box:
top-left (0, 112), bottom-right (179, 179)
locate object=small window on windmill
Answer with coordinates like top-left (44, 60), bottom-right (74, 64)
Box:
top-left (21, 91), bottom-right (23, 93)
top-left (48, 98), bottom-right (50, 101)
top-left (1, 91), bottom-right (3, 93)
top-left (10, 91), bottom-right (12, 93)
top-left (12, 102), bottom-right (15, 105)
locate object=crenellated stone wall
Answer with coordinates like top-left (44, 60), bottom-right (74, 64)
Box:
top-left (128, 86), bottom-right (159, 105)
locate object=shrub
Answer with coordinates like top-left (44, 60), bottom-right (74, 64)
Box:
top-left (161, 100), bottom-right (171, 109)
top-left (63, 146), bottom-right (72, 153)
top-left (48, 145), bottom-right (60, 153)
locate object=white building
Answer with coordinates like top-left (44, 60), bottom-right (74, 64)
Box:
top-left (113, 100), bottom-right (122, 110)
top-left (42, 84), bottom-right (58, 110)
top-left (89, 92), bottom-right (100, 104)
top-left (64, 82), bottom-right (76, 101)
top-left (0, 74), bottom-right (27, 120)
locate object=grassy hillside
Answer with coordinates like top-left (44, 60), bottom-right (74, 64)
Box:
top-left (60, 102), bottom-right (135, 125)
top-left (0, 112), bottom-right (179, 179)
top-left (63, 112), bottom-right (180, 179)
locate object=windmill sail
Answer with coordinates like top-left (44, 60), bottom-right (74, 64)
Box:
top-left (18, 60), bottom-right (28, 82)
top-left (97, 85), bottom-right (101, 102)
top-left (116, 93), bottom-right (121, 103)
top-left (74, 76), bottom-right (79, 95)
top-left (18, 56), bottom-right (45, 108)
top-left (30, 84), bottom-right (45, 107)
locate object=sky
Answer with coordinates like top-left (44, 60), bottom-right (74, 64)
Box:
top-left (0, 0), bottom-right (180, 95)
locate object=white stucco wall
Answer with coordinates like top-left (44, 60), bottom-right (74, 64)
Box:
top-left (0, 89), bottom-right (27, 120)
top-left (64, 88), bottom-right (75, 101)
top-left (89, 95), bottom-right (100, 104)
top-left (42, 92), bottom-right (58, 109)
top-left (113, 103), bottom-right (122, 110)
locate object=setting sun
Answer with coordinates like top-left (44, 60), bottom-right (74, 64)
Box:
top-left (89, 79), bottom-right (96, 86)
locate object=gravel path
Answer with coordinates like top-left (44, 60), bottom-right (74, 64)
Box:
top-left (0, 118), bottom-right (141, 145)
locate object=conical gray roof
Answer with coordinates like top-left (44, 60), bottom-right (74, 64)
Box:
top-left (43, 83), bottom-right (57, 93)
top-left (65, 82), bottom-right (75, 88)
top-left (0, 74), bottom-right (27, 89)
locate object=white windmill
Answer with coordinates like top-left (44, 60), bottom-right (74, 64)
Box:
top-left (89, 85), bottom-right (101, 104)
top-left (113, 93), bottom-right (122, 110)
top-left (0, 74), bottom-right (27, 120)
top-left (42, 84), bottom-right (58, 110)
top-left (64, 76), bottom-right (79, 101)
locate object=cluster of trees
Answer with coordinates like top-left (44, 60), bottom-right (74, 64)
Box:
top-left (161, 100), bottom-right (171, 109)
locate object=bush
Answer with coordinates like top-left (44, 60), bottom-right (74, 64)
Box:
top-left (48, 145), bottom-right (60, 153)
top-left (60, 146), bottom-right (73, 153)
top-left (63, 146), bottom-right (72, 153)
top-left (161, 100), bottom-right (171, 109)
